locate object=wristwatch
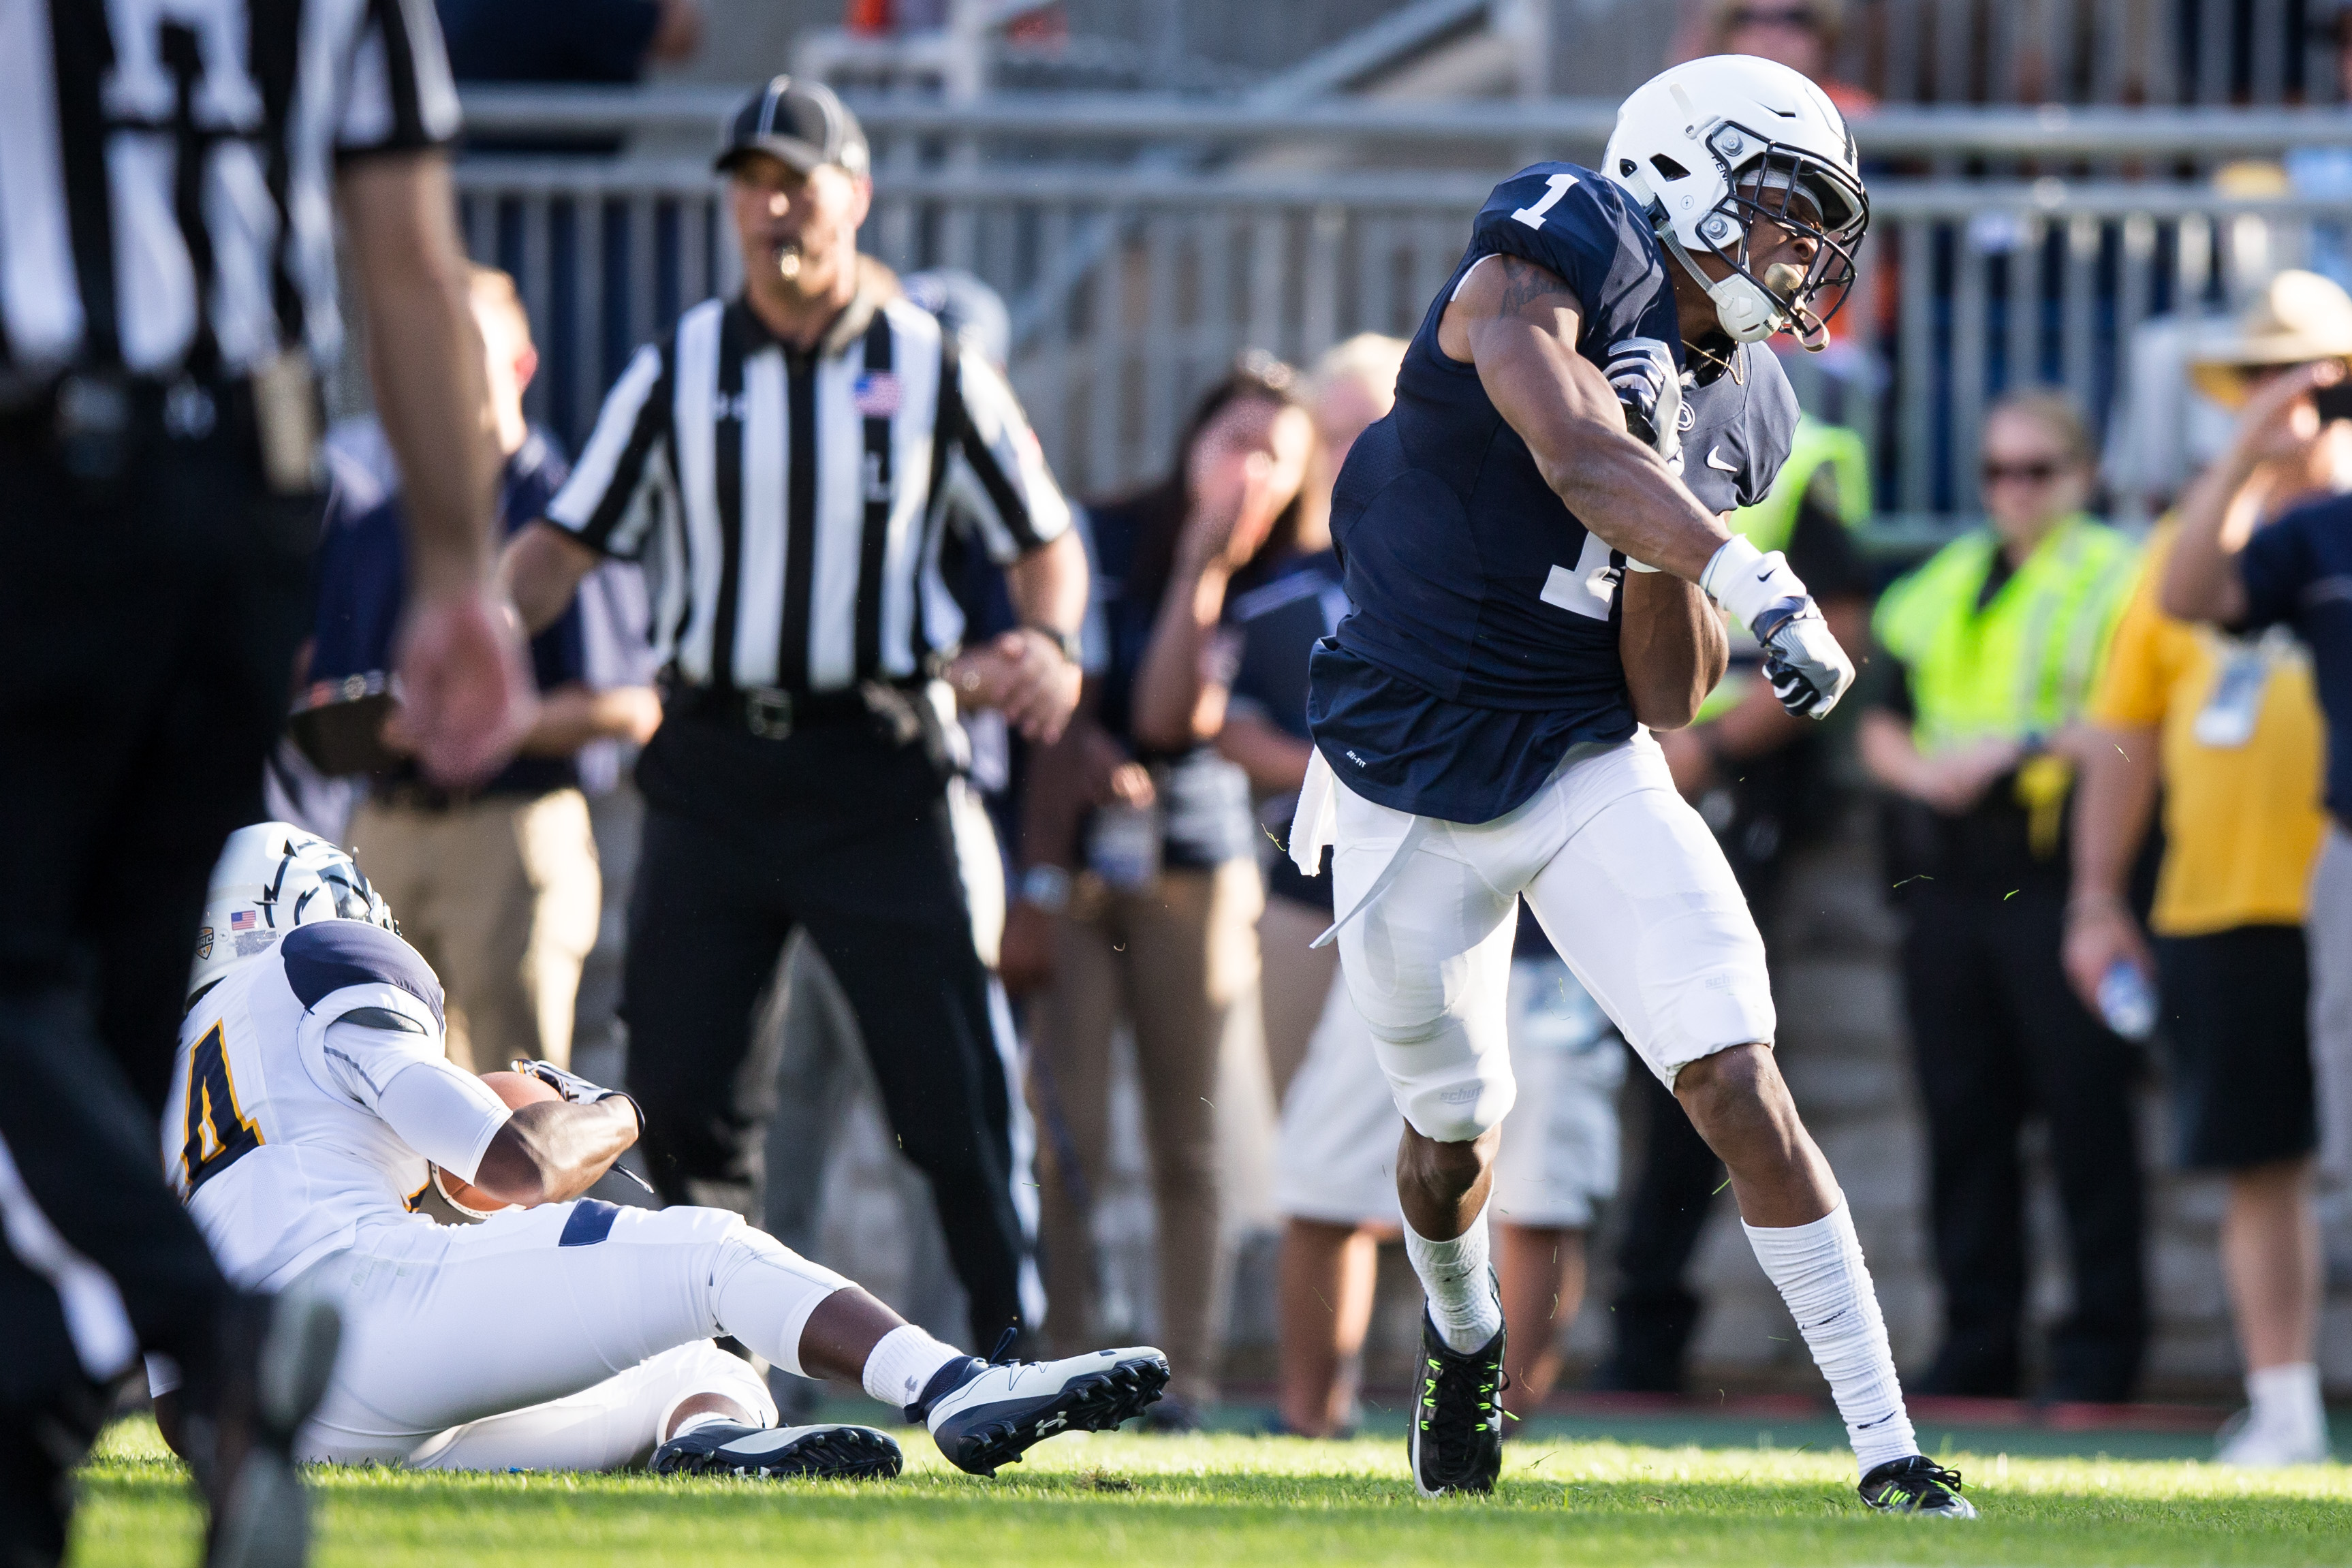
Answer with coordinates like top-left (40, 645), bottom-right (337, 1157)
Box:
top-left (1019, 864), bottom-right (1073, 915)
top-left (1024, 623), bottom-right (1085, 666)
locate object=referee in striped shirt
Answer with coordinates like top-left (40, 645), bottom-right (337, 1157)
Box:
top-left (504, 78), bottom-right (1085, 1349)
top-left (1, 3), bottom-right (529, 1562)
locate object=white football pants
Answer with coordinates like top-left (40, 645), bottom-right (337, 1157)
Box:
top-left (1317, 731), bottom-right (1774, 1142)
top-left (299, 1199), bottom-right (847, 1469)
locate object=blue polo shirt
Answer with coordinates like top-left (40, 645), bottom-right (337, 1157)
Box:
top-left (311, 428), bottom-right (586, 796)
top-left (2237, 491), bottom-right (2352, 822)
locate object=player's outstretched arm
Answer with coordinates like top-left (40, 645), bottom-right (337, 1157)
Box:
top-left (1446, 255), bottom-right (1730, 581)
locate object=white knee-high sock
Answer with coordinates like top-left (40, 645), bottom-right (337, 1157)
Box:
top-left (1743, 1202), bottom-right (1917, 1474)
top-left (861, 1325), bottom-right (966, 1410)
top-left (1405, 1212), bottom-right (1502, 1353)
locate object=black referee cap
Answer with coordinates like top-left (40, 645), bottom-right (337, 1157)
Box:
top-left (715, 76), bottom-right (870, 179)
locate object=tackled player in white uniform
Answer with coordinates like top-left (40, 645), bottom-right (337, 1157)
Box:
top-left (1292, 57), bottom-right (1973, 1513)
top-left (154, 825), bottom-right (1167, 1478)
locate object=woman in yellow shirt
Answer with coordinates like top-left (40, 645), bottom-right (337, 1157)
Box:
top-left (2065, 273), bottom-right (2349, 1466)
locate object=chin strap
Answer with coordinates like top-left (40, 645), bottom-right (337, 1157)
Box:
top-left (1660, 227), bottom-right (1802, 348)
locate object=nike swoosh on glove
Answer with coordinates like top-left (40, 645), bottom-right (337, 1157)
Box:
top-left (1748, 597), bottom-right (1856, 719)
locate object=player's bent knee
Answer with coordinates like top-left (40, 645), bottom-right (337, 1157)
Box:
top-left (652, 1341), bottom-right (778, 1440)
top-left (706, 1221), bottom-right (856, 1378)
top-left (1672, 1044), bottom-right (1794, 1141)
top-left (1390, 1071), bottom-right (1515, 1146)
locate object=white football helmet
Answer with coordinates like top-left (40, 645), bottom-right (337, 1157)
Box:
top-left (1603, 54), bottom-right (1869, 349)
top-left (190, 822), bottom-right (396, 1000)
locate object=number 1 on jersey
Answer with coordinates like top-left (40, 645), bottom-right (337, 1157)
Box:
top-left (181, 1022), bottom-right (262, 1192)
top-left (1511, 172), bottom-right (1579, 232)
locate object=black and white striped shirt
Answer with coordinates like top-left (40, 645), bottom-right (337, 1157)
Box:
top-left (0, 0), bottom-right (458, 396)
top-left (545, 281), bottom-right (1073, 694)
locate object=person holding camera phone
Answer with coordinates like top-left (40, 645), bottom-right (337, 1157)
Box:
top-left (2072, 272), bottom-right (2349, 1466)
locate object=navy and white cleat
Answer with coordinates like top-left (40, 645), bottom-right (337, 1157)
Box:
top-left (650, 1421), bottom-right (903, 1481)
top-left (1858, 1456), bottom-right (1977, 1517)
top-left (1408, 1310), bottom-right (1506, 1498)
top-left (913, 1334), bottom-right (1170, 1477)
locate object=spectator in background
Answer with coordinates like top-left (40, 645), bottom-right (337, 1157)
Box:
top-left (315, 267), bottom-right (661, 1074)
top-left (1220, 335), bottom-right (1406, 1102)
top-left (2068, 273), bottom-right (2348, 1468)
top-left (2163, 315), bottom-right (2352, 1385)
top-left (1687, 0), bottom-right (1876, 118)
top-left (1595, 414), bottom-right (1876, 1394)
top-left (1013, 360), bottom-right (1317, 1427)
top-left (1860, 390), bottom-right (2146, 1402)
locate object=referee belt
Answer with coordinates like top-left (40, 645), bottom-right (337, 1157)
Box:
top-left (665, 680), bottom-right (920, 741)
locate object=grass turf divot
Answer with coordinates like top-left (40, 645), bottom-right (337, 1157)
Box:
top-left (74, 1416), bottom-right (2352, 1567)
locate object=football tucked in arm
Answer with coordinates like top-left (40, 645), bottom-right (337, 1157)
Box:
top-left (432, 1069), bottom-right (561, 1216)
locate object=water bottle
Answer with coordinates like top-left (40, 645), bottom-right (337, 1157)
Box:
top-left (2096, 959), bottom-right (2158, 1041)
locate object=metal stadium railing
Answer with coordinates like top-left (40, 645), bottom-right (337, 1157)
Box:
top-left (450, 90), bottom-right (2352, 516)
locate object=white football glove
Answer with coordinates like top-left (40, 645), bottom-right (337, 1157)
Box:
top-left (1699, 535), bottom-right (1857, 720)
top-left (1748, 598), bottom-right (1856, 719)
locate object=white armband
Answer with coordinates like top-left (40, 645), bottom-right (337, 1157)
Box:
top-left (1699, 534), bottom-right (1810, 625)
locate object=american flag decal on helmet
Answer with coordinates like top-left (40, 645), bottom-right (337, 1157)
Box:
top-left (853, 372), bottom-right (902, 417)
top-left (231, 911), bottom-right (258, 930)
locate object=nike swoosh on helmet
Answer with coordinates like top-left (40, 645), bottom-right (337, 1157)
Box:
top-left (1706, 445), bottom-right (1740, 472)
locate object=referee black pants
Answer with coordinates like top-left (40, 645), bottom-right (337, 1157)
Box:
top-left (1900, 880), bottom-right (2148, 1402)
top-left (625, 710), bottom-right (1031, 1350)
top-left (0, 406), bottom-right (311, 1554)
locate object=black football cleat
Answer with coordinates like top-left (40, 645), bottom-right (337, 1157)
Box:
top-left (1858, 1456), bottom-right (1977, 1517)
top-left (651, 1420), bottom-right (903, 1480)
top-left (1408, 1309), bottom-right (1506, 1498)
top-left (914, 1334), bottom-right (1170, 1477)
top-left (188, 1281), bottom-right (344, 1568)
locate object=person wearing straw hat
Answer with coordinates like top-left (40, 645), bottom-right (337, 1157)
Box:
top-left (2159, 271), bottom-right (2352, 1463)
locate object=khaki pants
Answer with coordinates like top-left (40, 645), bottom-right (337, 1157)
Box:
top-left (350, 788), bottom-right (601, 1073)
top-left (1257, 894), bottom-right (1340, 1107)
top-left (1028, 860), bottom-right (1262, 1406)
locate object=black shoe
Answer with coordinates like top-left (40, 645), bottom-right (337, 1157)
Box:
top-left (913, 1332), bottom-right (1170, 1477)
top-left (187, 1283), bottom-right (344, 1568)
top-left (651, 1421), bottom-right (903, 1480)
top-left (1858, 1456), bottom-right (1977, 1517)
top-left (1408, 1310), bottom-right (1505, 1498)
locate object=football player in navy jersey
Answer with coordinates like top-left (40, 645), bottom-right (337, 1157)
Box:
top-left (1289, 56), bottom-right (1969, 1514)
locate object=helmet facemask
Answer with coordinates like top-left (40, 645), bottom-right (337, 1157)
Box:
top-left (1665, 122), bottom-right (1869, 351)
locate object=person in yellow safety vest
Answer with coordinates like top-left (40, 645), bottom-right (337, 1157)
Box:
top-left (1857, 388), bottom-right (2147, 1404)
top-left (1593, 413), bottom-right (1879, 1396)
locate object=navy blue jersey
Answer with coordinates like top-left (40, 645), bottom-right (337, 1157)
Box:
top-left (1308, 163), bottom-right (1797, 824)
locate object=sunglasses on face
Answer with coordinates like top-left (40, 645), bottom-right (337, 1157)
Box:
top-left (1981, 458), bottom-right (2069, 485)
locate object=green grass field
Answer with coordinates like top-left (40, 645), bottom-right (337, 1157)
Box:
top-left (72, 1415), bottom-right (2352, 1567)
